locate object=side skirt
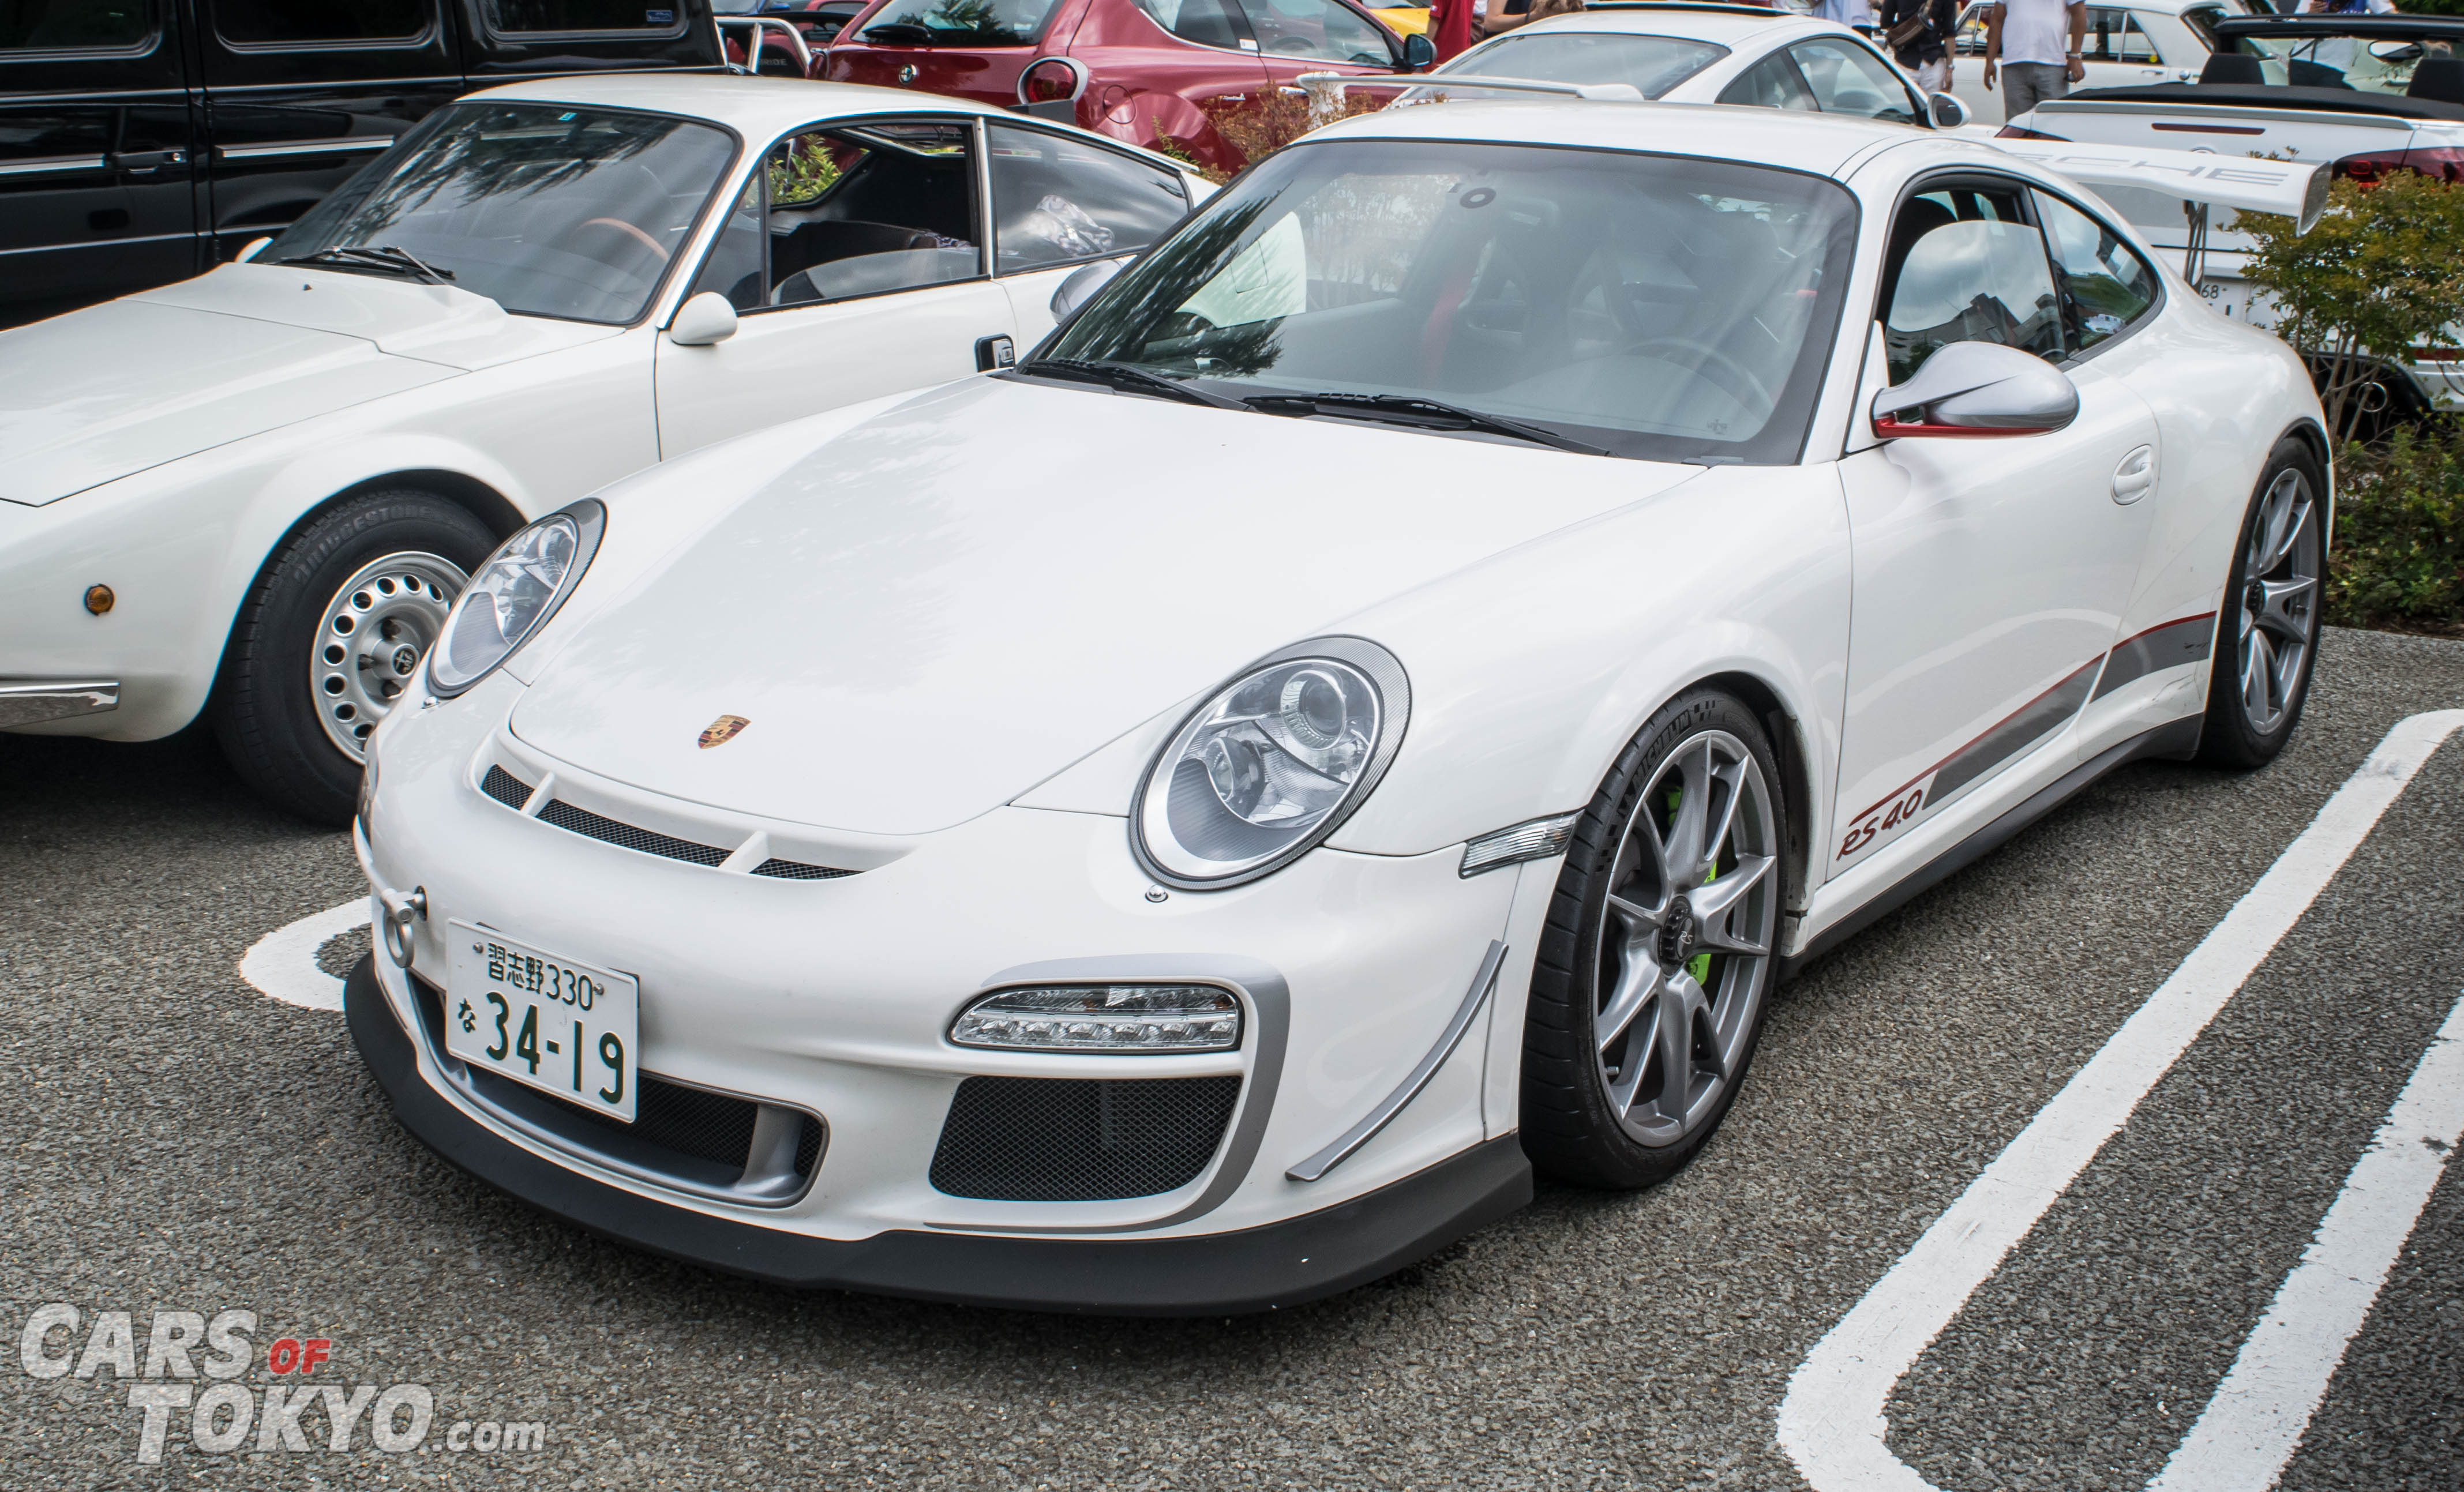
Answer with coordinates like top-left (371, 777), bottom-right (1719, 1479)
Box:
top-left (1778, 713), bottom-right (2203, 982)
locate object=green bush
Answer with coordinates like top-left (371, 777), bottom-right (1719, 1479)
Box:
top-left (2329, 426), bottom-right (2464, 632)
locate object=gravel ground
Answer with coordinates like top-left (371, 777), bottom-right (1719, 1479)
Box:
top-left (2, 627), bottom-right (2458, 1490)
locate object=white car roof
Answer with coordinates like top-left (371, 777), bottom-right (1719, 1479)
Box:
top-left (466, 73), bottom-right (1014, 140)
top-left (1306, 95), bottom-right (1921, 178)
top-left (1491, 5), bottom-right (1842, 46)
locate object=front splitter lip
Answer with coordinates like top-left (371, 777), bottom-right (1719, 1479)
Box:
top-left (345, 954), bottom-right (1533, 1314)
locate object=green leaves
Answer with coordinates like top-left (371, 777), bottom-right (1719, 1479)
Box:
top-left (2329, 426), bottom-right (2464, 632)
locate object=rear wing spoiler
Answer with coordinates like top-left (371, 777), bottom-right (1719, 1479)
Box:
top-left (1990, 138), bottom-right (2331, 234)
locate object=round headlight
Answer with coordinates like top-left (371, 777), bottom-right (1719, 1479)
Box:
top-left (1134, 637), bottom-right (1411, 889)
top-left (427, 501), bottom-right (603, 698)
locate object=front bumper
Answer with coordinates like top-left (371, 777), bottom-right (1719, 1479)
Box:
top-left (348, 953), bottom-right (1533, 1314)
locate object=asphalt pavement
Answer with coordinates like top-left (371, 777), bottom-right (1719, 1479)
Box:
top-left (3, 626), bottom-right (2459, 1490)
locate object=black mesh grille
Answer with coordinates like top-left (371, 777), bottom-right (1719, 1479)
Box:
top-left (408, 976), bottom-right (823, 1186)
top-left (535, 798), bottom-right (731, 866)
top-left (751, 858), bottom-right (854, 880)
top-left (481, 765), bottom-right (532, 810)
top-left (928, 1076), bottom-right (1241, 1202)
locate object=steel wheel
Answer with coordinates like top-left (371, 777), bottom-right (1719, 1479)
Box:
top-left (2233, 467), bottom-right (2320, 739)
top-left (1591, 728), bottom-right (1779, 1149)
top-left (309, 552), bottom-right (464, 761)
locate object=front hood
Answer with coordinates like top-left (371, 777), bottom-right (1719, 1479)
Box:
top-left (509, 378), bottom-right (1701, 836)
top-left (139, 261), bottom-right (626, 370)
top-left (0, 299), bottom-right (455, 508)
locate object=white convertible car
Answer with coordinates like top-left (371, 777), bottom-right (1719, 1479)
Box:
top-left (0, 74), bottom-right (1205, 821)
top-left (351, 99), bottom-right (2327, 1313)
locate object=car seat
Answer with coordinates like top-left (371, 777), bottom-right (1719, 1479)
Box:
top-left (2408, 55), bottom-right (2464, 104)
top-left (2199, 52), bottom-right (2266, 86)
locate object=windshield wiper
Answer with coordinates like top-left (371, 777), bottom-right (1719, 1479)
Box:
top-left (859, 21), bottom-right (939, 42)
top-left (276, 245), bottom-right (455, 285)
top-left (1246, 392), bottom-right (1609, 456)
top-left (1010, 358), bottom-right (1252, 411)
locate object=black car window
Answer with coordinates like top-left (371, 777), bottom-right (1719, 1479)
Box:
top-left (989, 123), bottom-right (1186, 275)
top-left (2083, 7), bottom-right (2159, 63)
top-left (1788, 38), bottom-right (1920, 123)
top-left (2033, 189), bottom-right (2158, 354)
top-left (1880, 183), bottom-right (2063, 384)
top-left (2, 0), bottom-right (154, 50)
top-left (858, 0), bottom-right (1062, 46)
top-left (487, 0), bottom-right (690, 32)
top-left (1231, 0), bottom-right (1391, 65)
top-left (1717, 51), bottom-right (1819, 111)
top-left (692, 119), bottom-right (981, 311)
top-left (212, 0), bottom-right (430, 45)
top-left (1133, 0), bottom-right (1251, 50)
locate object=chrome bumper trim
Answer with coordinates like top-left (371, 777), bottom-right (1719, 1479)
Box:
top-left (0, 679), bottom-right (120, 728)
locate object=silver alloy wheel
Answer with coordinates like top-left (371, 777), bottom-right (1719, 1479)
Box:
top-left (310, 552), bottom-right (466, 762)
top-left (1592, 729), bottom-right (1779, 1148)
top-left (2236, 468), bottom-right (2321, 737)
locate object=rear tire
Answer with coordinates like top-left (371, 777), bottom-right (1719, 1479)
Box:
top-left (2197, 438), bottom-right (2325, 769)
top-left (1520, 688), bottom-right (1787, 1190)
top-left (212, 490), bottom-right (493, 825)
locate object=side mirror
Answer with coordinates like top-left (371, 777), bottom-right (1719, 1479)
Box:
top-left (1400, 32), bottom-right (1435, 72)
top-left (1048, 258), bottom-right (1125, 328)
top-left (667, 290), bottom-right (739, 347)
top-left (1872, 341), bottom-right (2078, 437)
top-left (1929, 91), bottom-right (1969, 129)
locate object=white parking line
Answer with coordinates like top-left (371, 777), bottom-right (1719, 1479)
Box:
top-left (1778, 710), bottom-right (2464, 1492)
top-left (237, 896), bottom-right (370, 1012)
top-left (2148, 992), bottom-right (2464, 1492)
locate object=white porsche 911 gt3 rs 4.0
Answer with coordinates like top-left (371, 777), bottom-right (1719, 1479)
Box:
top-left (350, 99), bottom-right (2329, 1314)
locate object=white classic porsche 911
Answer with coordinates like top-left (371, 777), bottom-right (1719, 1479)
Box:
top-left (350, 98), bottom-right (2329, 1313)
top-left (0, 74), bottom-right (1205, 821)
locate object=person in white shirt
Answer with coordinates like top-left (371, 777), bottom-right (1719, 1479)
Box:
top-left (1985, 0), bottom-right (2086, 121)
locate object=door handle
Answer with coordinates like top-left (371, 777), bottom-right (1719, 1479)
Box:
top-left (107, 149), bottom-right (186, 172)
top-left (2112, 444), bottom-right (2157, 504)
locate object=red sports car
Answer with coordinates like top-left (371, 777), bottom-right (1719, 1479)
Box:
top-left (822, 0), bottom-right (1431, 172)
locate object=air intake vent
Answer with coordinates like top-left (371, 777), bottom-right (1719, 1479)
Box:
top-left (928, 1076), bottom-right (1240, 1202)
top-left (751, 858), bottom-right (856, 881)
top-left (409, 976), bottom-right (824, 1191)
top-left (535, 798), bottom-right (730, 866)
top-left (480, 765), bottom-right (532, 810)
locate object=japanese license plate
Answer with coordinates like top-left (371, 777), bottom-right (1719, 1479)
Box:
top-left (444, 922), bottom-right (639, 1122)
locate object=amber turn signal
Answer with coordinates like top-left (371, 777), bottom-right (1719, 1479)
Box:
top-left (83, 584), bottom-right (114, 615)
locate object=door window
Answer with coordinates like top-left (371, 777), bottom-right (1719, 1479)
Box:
top-left (1788, 39), bottom-right (1921, 123)
top-left (1717, 52), bottom-right (1818, 111)
top-left (856, 0), bottom-right (1063, 45)
top-left (2083, 8), bottom-right (2159, 63)
top-left (1133, 0), bottom-right (1253, 50)
top-left (213, 0), bottom-right (430, 45)
top-left (2, 0), bottom-right (154, 50)
top-left (690, 120), bottom-right (982, 311)
top-left (486, 0), bottom-right (692, 32)
top-left (989, 124), bottom-right (1187, 275)
top-left (2032, 190), bottom-right (2158, 354)
top-left (1880, 183), bottom-right (2063, 384)
top-left (1232, 0), bottom-right (1392, 65)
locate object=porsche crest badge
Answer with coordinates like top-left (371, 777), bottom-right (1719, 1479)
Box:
top-left (698, 715), bottom-right (750, 750)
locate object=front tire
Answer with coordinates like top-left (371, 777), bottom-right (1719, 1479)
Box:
top-left (2198, 438), bottom-right (2325, 769)
top-left (1521, 688), bottom-right (1787, 1189)
top-left (212, 490), bottom-right (493, 824)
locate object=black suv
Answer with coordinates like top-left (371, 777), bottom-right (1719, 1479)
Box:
top-left (1, 0), bottom-right (725, 328)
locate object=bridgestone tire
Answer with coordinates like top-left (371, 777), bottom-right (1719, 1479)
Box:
top-left (212, 490), bottom-right (495, 825)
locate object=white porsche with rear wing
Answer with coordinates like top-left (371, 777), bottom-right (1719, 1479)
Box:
top-left (350, 99), bottom-right (2328, 1314)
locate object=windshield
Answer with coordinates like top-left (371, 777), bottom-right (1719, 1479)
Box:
top-left (267, 103), bottom-right (737, 325)
top-left (1045, 139), bottom-right (1857, 464)
top-left (2223, 29), bottom-right (2461, 93)
top-left (858, 0), bottom-right (1062, 45)
top-left (1435, 31), bottom-right (1730, 96)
